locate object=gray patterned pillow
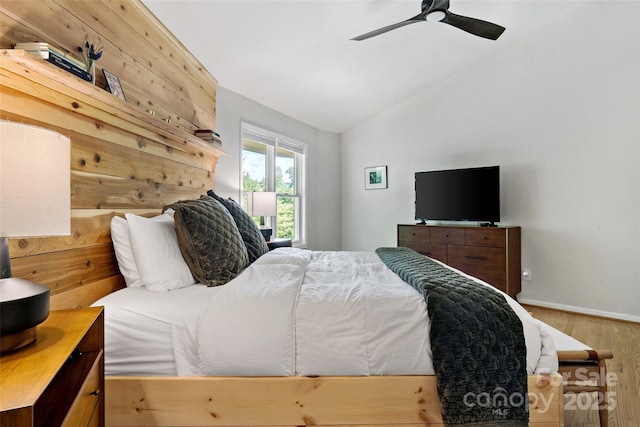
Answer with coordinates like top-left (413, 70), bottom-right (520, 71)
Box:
top-left (164, 197), bottom-right (248, 286)
top-left (208, 190), bottom-right (269, 263)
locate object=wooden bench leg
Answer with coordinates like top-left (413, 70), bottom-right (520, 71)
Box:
top-left (557, 350), bottom-right (613, 427)
top-left (597, 358), bottom-right (609, 427)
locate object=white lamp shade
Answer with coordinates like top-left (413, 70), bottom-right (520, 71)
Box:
top-left (0, 121), bottom-right (71, 238)
top-left (247, 192), bottom-right (277, 217)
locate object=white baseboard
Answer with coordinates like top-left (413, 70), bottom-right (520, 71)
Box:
top-left (518, 297), bottom-right (640, 323)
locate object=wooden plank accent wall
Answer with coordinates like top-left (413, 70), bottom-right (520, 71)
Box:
top-left (0, 0), bottom-right (216, 133)
top-left (0, 0), bottom-right (223, 309)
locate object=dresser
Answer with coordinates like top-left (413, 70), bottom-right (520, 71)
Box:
top-left (0, 307), bottom-right (104, 427)
top-left (397, 224), bottom-right (521, 297)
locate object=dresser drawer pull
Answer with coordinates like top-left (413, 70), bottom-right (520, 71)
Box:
top-left (464, 255), bottom-right (488, 260)
top-left (90, 389), bottom-right (101, 396)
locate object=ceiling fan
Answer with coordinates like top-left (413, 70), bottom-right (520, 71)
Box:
top-left (351, 0), bottom-right (505, 41)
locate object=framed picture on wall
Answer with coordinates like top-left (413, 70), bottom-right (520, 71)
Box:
top-left (102, 69), bottom-right (126, 101)
top-left (364, 166), bottom-right (388, 190)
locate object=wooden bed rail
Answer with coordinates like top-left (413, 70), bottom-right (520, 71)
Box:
top-left (557, 349), bottom-right (613, 362)
top-left (105, 374), bottom-right (565, 427)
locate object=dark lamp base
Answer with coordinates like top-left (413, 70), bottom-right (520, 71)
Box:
top-left (0, 277), bottom-right (50, 354)
top-left (0, 326), bottom-right (37, 353)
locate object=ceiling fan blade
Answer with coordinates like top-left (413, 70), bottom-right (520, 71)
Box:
top-left (442, 11), bottom-right (505, 40)
top-left (351, 17), bottom-right (423, 41)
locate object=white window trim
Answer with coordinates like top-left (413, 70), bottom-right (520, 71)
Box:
top-left (240, 122), bottom-right (306, 246)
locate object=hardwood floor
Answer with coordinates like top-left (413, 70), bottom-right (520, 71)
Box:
top-left (524, 305), bottom-right (640, 427)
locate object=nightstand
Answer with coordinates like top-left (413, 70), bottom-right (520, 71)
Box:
top-left (0, 306), bottom-right (104, 427)
top-left (266, 238), bottom-right (292, 251)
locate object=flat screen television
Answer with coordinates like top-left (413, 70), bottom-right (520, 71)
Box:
top-left (415, 166), bottom-right (500, 225)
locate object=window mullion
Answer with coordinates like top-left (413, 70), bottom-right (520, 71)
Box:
top-left (266, 144), bottom-right (276, 192)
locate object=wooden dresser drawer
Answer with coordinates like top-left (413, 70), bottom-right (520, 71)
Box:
top-left (430, 227), bottom-right (465, 245)
top-left (62, 350), bottom-right (103, 427)
top-left (398, 225), bottom-right (430, 242)
top-left (448, 246), bottom-right (507, 291)
top-left (465, 228), bottom-right (506, 248)
top-left (399, 240), bottom-right (447, 263)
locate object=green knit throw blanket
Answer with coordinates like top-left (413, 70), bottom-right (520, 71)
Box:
top-left (376, 247), bottom-right (528, 427)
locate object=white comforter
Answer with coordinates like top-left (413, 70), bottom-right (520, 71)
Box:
top-left (197, 248), bottom-right (558, 376)
top-left (93, 249), bottom-right (557, 376)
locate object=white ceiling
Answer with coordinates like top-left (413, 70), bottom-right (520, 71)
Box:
top-left (143, 0), bottom-right (584, 133)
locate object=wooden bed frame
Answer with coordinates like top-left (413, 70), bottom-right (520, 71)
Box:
top-left (104, 375), bottom-right (563, 427)
top-left (0, 2), bottom-right (570, 426)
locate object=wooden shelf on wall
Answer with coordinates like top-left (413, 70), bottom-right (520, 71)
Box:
top-left (1, 49), bottom-right (224, 158)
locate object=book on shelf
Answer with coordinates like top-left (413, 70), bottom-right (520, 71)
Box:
top-left (15, 42), bottom-right (86, 69)
top-left (46, 50), bottom-right (92, 82)
top-left (195, 129), bottom-right (222, 145)
top-left (195, 129), bottom-right (220, 136)
top-left (16, 42), bottom-right (92, 82)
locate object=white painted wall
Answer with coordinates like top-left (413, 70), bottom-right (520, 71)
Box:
top-left (215, 87), bottom-right (342, 251)
top-left (341, 2), bottom-right (640, 321)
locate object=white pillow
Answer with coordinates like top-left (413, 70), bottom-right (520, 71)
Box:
top-left (110, 216), bottom-right (144, 287)
top-left (125, 213), bottom-right (196, 292)
top-left (110, 210), bottom-right (175, 287)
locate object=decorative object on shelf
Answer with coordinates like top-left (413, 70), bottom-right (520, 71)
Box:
top-left (364, 165), bottom-right (388, 189)
top-left (103, 68), bottom-right (126, 100)
top-left (0, 120), bottom-right (71, 353)
top-left (80, 34), bottom-right (103, 84)
top-left (247, 191), bottom-right (277, 241)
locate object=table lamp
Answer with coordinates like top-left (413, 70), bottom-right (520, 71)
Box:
top-left (0, 120), bottom-right (70, 353)
top-left (247, 191), bottom-right (277, 241)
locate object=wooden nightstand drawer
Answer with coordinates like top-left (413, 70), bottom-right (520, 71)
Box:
top-left (62, 350), bottom-right (103, 427)
top-left (465, 228), bottom-right (506, 248)
top-left (0, 307), bottom-right (104, 427)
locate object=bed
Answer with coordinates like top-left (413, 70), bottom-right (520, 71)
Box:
top-left (87, 202), bottom-right (566, 427)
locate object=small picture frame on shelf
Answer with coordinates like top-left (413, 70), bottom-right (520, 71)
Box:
top-left (364, 165), bottom-right (388, 190)
top-left (102, 69), bottom-right (126, 100)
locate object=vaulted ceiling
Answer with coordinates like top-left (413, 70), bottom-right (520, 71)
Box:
top-left (143, 0), bottom-right (584, 133)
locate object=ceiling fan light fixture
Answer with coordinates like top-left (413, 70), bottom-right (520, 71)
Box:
top-left (426, 11), bottom-right (446, 22)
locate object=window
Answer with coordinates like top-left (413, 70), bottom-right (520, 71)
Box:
top-left (241, 123), bottom-right (305, 245)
